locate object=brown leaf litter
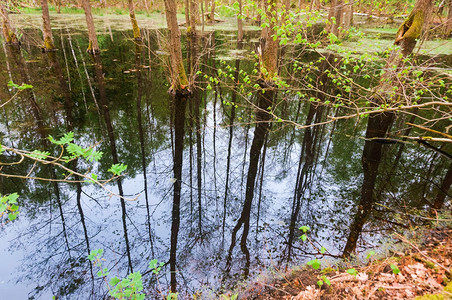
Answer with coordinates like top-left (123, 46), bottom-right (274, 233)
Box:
top-left (243, 227), bottom-right (451, 300)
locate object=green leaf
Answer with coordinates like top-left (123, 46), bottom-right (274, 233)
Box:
top-left (0, 144), bottom-right (4, 155)
top-left (307, 259), bottom-right (321, 270)
top-left (108, 163), bottom-right (127, 176)
top-left (8, 81), bottom-right (33, 90)
top-left (29, 150), bottom-right (50, 160)
top-left (8, 212), bottom-right (18, 221)
top-left (149, 259), bottom-right (158, 269)
top-left (390, 264), bottom-right (400, 275)
top-left (320, 246), bottom-right (326, 254)
top-left (299, 225), bottom-right (310, 233)
top-left (300, 234), bottom-right (307, 241)
top-left (109, 277), bottom-right (120, 286)
top-left (347, 268), bottom-right (358, 277)
top-left (66, 143), bottom-right (84, 156)
top-left (49, 132), bottom-right (74, 145)
top-left (7, 193), bottom-right (19, 204)
top-left (366, 250), bottom-right (376, 260)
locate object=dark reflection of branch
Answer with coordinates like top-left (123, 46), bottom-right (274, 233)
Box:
top-left (225, 74), bottom-right (275, 278)
top-left (46, 48), bottom-right (95, 296)
top-left (8, 44), bottom-right (73, 258)
top-left (342, 111), bottom-right (394, 257)
top-left (187, 35), bottom-right (203, 237)
top-left (222, 41), bottom-right (243, 245)
top-left (135, 41), bottom-right (155, 256)
top-left (285, 103), bottom-right (322, 264)
top-left (170, 91), bottom-right (188, 292)
top-left (91, 54), bottom-right (133, 273)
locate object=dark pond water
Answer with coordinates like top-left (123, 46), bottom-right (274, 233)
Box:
top-left (0, 16), bottom-right (451, 299)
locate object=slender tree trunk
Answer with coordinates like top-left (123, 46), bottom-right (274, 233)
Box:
top-left (163, 0), bottom-right (190, 291)
top-left (55, 0), bottom-right (61, 13)
top-left (444, 0), bottom-right (452, 37)
top-left (237, 0), bottom-right (243, 42)
top-left (201, 0), bottom-right (205, 34)
top-left (185, 0), bottom-right (190, 28)
top-left (343, 0), bottom-right (353, 31)
top-left (128, 0), bottom-right (142, 40)
top-left (210, 0), bottom-right (215, 23)
top-left (1, 4), bottom-right (19, 44)
top-left (164, 0), bottom-right (189, 91)
top-left (81, 0), bottom-right (100, 54)
top-left (189, 0), bottom-right (197, 34)
top-left (41, 0), bottom-right (56, 51)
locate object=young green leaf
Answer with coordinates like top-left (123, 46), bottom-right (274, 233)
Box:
top-left (307, 259), bottom-right (321, 270)
top-left (108, 163), bottom-right (127, 176)
top-left (299, 225), bottom-right (310, 233)
top-left (366, 250), bottom-right (376, 260)
top-left (110, 277), bottom-right (120, 286)
top-left (390, 264), bottom-right (400, 275)
top-left (29, 150), bottom-right (50, 160)
top-left (347, 268), bottom-right (358, 277)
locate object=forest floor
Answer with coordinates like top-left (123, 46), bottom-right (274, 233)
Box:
top-left (233, 225), bottom-right (452, 300)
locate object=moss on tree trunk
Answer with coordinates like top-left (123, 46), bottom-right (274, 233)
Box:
top-left (41, 0), bottom-right (56, 51)
top-left (82, 0), bottom-right (100, 54)
top-left (1, 5), bottom-right (19, 44)
top-left (128, 0), bottom-right (141, 41)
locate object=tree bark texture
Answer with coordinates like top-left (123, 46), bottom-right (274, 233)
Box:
top-left (445, 0), bottom-right (452, 36)
top-left (260, 0), bottom-right (278, 80)
top-left (128, 0), bottom-right (142, 40)
top-left (41, 0), bottom-right (56, 51)
top-left (237, 0), bottom-right (243, 42)
top-left (164, 0), bottom-right (189, 91)
top-left (1, 4), bottom-right (19, 44)
top-left (82, 0), bottom-right (100, 54)
top-left (395, 0), bottom-right (433, 56)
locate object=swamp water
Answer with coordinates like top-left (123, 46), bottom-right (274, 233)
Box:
top-left (0, 15), bottom-right (451, 299)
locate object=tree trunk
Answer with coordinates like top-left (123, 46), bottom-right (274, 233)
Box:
top-left (343, 0), bottom-right (434, 258)
top-left (185, 0), bottom-right (190, 29)
top-left (163, 0), bottom-right (190, 292)
top-left (343, 0), bottom-right (353, 31)
top-left (445, 0), bottom-right (452, 37)
top-left (128, 0), bottom-right (142, 40)
top-left (237, 0), bottom-right (243, 42)
top-left (1, 4), bottom-right (19, 44)
top-left (333, 0), bottom-right (343, 36)
top-left (41, 0), bottom-right (56, 51)
top-left (189, 0), bottom-right (197, 34)
top-left (164, 0), bottom-right (189, 92)
top-left (395, 0), bottom-right (433, 57)
top-left (210, 0), bottom-right (215, 24)
top-left (81, 0), bottom-right (100, 54)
